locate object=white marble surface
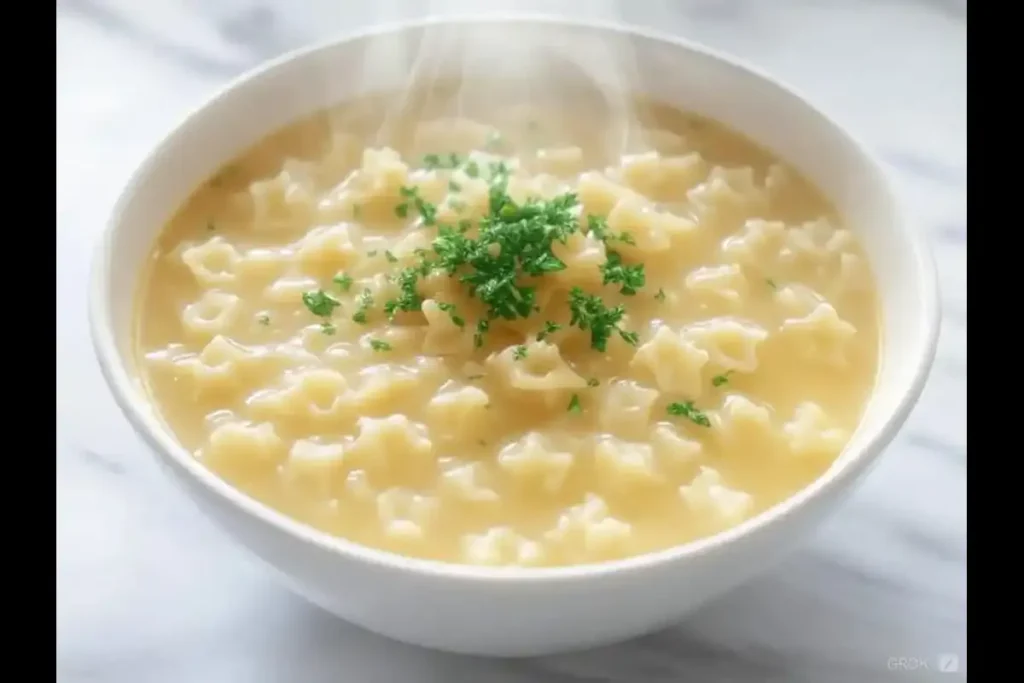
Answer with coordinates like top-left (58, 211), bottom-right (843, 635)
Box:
top-left (56, 1), bottom-right (967, 681)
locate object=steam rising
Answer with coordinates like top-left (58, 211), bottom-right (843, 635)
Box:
top-left (329, 3), bottom-right (655, 163)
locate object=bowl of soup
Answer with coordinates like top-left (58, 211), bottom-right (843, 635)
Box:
top-left (88, 16), bottom-right (939, 656)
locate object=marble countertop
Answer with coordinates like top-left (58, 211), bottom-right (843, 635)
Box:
top-left (56, 1), bottom-right (967, 681)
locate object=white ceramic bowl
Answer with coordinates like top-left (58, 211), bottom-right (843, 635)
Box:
top-left (88, 16), bottom-right (940, 657)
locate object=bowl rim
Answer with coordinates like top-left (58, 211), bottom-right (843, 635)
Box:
top-left (88, 13), bottom-right (941, 583)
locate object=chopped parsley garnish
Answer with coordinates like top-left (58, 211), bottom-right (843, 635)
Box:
top-left (586, 377), bottom-right (600, 387)
top-left (302, 290), bottom-right (341, 318)
top-left (667, 401), bottom-right (711, 427)
top-left (712, 371), bottom-right (734, 387)
top-left (435, 301), bottom-right (465, 327)
top-left (422, 152), bottom-right (463, 170)
top-left (654, 288), bottom-right (666, 302)
top-left (586, 215), bottom-right (634, 245)
top-left (568, 287), bottom-right (639, 352)
top-left (352, 288), bottom-right (373, 324)
top-left (367, 250), bottom-right (378, 257)
top-left (321, 322), bottom-right (337, 335)
top-left (536, 320), bottom-right (562, 341)
top-left (473, 319), bottom-right (490, 348)
top-left (600, 251), bottom-right (646, 296)
top-left (257, 314), bottom-right (270, 326)
top-left (206, 221), bottom-right (216, 231)
top-left (567, 394), bottom-right (582, 413)
top-left (333, 273), bottom-right (353, 292)
top-left (466, 374), bottom-right (485, 381)
top-left (766, 278), bottom-right (778, 289)
top-left (304, 151), bottom-right (651, 368)
top-left (368, 339), bottom-right (392, 351)
top-left (396, 185), bottom-right (438, 225)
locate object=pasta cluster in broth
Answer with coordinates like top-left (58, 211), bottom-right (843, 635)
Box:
top-left (136, 87), bottom-right (880, 567)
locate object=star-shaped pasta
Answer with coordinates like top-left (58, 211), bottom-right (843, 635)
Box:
top-left (376, 487), bottom-right (438, 541)
top-left (180, 236), bottom-right (242, 286)
top-left (199, 421), bottom-right (285, 471)
top-left (181, 291), bottom-right (242, 339)
top-left (497, 432), bottom-right (575, 494)
top-left (598, 379), bottom-right (661, 439)
top-left (780, 302), bottom-right (857, 367)
top-left (684, 264), bottom-right (749, 305)
top-left (439, 461), bottom-right (499, 503)
top-left (488, 341), bottom-right (587, 392)
top-left (782, 402), bottom-right (849, 459)
top-left (630, 326), bottom-right (709, 398)
top-left (679, 466), bottom-right (753, 528)
top-left (682, 319), bottom-right (768, 373)
top-left (347, 415), bottom-right (433, 468)
top-left (594, 437), bottom-right (662, 491)
top-left (462, 527), bottom-right (544, 566)
top-left (247, 367), bottom-right (352, 423)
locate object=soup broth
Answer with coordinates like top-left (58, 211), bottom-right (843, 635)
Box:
top-left (135, 86), bottom-right (880, 567)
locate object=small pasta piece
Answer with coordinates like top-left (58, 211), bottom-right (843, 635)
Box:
top-left (199, 421), bottom-right (286, 471)
top-left (619, 150), bottom-right (707, 199)
top-left (281, 439), bottom-right (347, 497)
top-left (376, 487), bottom-right (438, 541)
top-left (174, 335), bottom-right (256, 392)
top-left (180, 236), bottom-right (242, 286)
top-left (649, 422), bottom-right (703, 467)
top-left (422, 299), bottom-right (471, 356)
top-left (712, 394), bottom-right (777, 447)
top-left (684, 264), bottom-right (748, 305)
top-left (247, 367), bottom-right (351, 423)
top-left (462, 527), bottom-right (544, 566)
top-left (356, 147), bottom-right (409, 197)
top-left (426, 385), bottom-right (491, 443)
top-left (248, 162), bottom-right (317, 231)
top-left (497, 432), bottom-right (574, 494)
top-left (488, 341), bottom-right (587, 392)
top-left (439, 461), bottom-right (499, 503)
top-left (181, 291), bottom-right (242, 339)
top-left (780, 302), bottom-right (857, 367)
top-left (682, 319), bottom-right (768, 373)
top-left (577, 171), bottom-right (638, 216)
top-left (264, 275), bottom-right (320, 305)
top-left (630, 326), bottom-right (710, 398)
top-left (594, 437), bottom-right (662, 491)
top-left (773, 283), bottom-right (826, 318)
top-left (346, 414), bottom-right (433, 469)
top-left (605, 196), bottom-right (698, 254)
top-left (779, 218), bottom-right (845, 268)
top-left (235, 247), bottom-right (291, 285)
top-left (598, 380), bottom-right (660, 439)
top-left (687, 166), bottom-right (768, 229)
top-left (348, 364), bottom-right (428, 414)
top-left (294, 223), bottom-right (361, 273)
top-left (545, 493), bottom-right (631, 555)
top-left (551, 232), bottom-right (609, 288)
top-left (719, 218), bottom-right (787, 270)
top-left (782, 402), bottom-right (849, 459)
top-left (680, 466), bottom-right (754, 528)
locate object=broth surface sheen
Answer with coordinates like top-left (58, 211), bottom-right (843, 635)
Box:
top-left (135, 89), bottom-right (880, 567)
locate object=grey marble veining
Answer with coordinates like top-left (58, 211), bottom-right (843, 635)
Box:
top-left (56, 1), bottom-right (967, 681)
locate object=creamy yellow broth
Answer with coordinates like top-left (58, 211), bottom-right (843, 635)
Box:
top-left (135, 88), bottom-right (880, 567)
